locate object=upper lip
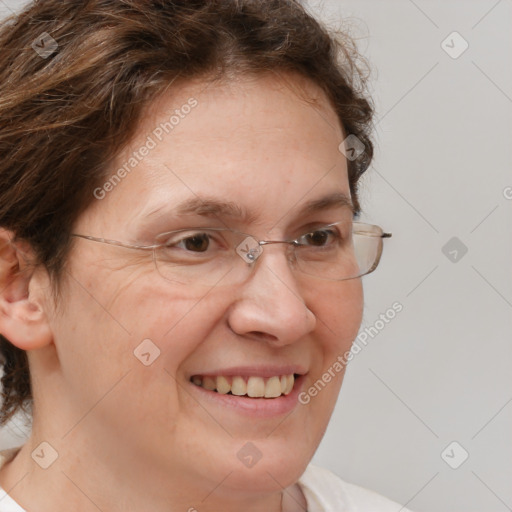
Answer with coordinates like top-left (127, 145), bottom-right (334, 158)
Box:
top-left (189, 365), bottom-right (307, 379)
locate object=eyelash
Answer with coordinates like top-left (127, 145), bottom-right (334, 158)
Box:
top-left (161, 225), bottom-right (350, 253)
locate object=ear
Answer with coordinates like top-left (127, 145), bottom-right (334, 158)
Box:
top-left (0, 228), bottom-right (53, 351)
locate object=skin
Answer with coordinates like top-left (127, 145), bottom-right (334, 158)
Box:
top-left (0, 71), bottom-right (363, 512)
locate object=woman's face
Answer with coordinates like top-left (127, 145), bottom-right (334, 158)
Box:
top-left (43, 73), bottom-right (363, 499)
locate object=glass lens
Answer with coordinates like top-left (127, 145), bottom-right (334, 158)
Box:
top-left (296, 222), bottom-right (382, 280)
top-left (353, 223), bottom-right (383, 277)
top-left (153, 228), bottom-right (246, 286)
top-left (152, 223), bottom-right (384, 285)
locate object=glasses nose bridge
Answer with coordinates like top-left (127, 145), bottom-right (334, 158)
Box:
top-left (258, 239), bottom-right (294, 248)
top-left (237, 237), bottom-right (296, 267)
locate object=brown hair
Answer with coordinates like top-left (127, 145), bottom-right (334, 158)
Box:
top-left (0, 0), bottom-right (374, 425)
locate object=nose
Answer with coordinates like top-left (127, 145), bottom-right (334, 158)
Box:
top-left (226, 248), bottom-right (316, 345)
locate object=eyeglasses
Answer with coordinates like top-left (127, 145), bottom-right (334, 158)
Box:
top-left (71, 221), bottom-right (391, 286)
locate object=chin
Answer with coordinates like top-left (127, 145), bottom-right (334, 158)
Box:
top-left (214, 436), bottom-right (314, 493)
top-left (219, 455), bottom-right (310, 495)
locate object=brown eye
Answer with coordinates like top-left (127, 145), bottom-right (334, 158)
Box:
top-left (304, 230), bottom-right (332, 246)
top-left (183, 234), bottom-right (210, 252)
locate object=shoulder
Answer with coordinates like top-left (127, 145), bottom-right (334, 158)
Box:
top-left (0, 446), bottom-right (26, 512)
top-left (298, 463), bottom-right (414, 512)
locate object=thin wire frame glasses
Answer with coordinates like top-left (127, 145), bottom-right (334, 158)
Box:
top-left (71, 221), bottom-right (392, 286)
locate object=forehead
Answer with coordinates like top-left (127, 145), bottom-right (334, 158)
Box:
top-left (86, 72), bottom-right (350, 233)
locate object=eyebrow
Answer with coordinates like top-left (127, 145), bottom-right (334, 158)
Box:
top-left (144, 192), bottom-right (355, 223)
top-left (301, 192), bottom-right (355, 216)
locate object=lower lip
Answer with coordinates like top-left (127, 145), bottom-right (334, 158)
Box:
top-left (188, 375), bottom-right (306, 418)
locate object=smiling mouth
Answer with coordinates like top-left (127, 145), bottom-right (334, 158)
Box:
top-left (190, 374), bottom-right (296, 398)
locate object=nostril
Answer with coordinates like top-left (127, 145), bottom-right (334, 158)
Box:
top-left (247, 331), bottom-right (279, 342)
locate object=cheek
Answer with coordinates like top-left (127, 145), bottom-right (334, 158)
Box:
top-left (52, 267), bottom-right (222, 392)
top-left (123, 279), bottom-right (226, 349)
top-left (311, 278), bottom-right (363, 354)
top-left (300, 279), bottom-right (363, 438)
top-left (47, 272), bottom-right (229, 443)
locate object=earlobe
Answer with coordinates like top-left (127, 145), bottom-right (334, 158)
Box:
top-left (0, 228), bottom-right (53, 351)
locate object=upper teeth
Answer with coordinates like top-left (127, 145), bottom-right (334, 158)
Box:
top-left (191, 374), bottom-right (295, 398)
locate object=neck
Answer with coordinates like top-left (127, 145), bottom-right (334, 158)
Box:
top-left (0, 434), bottom-right (296, 512)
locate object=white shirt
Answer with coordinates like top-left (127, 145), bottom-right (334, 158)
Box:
top-left (0, 447), bottom-right (413, 511)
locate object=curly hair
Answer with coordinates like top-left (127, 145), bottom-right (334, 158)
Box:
top-left (0, 0), bottom-right (374, 425)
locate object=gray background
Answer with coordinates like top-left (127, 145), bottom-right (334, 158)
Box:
top-left (0, 1), bottom-right (511, 511)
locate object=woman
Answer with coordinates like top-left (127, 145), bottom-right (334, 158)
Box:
top-left (0, 1), bottom-right (410, 510)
